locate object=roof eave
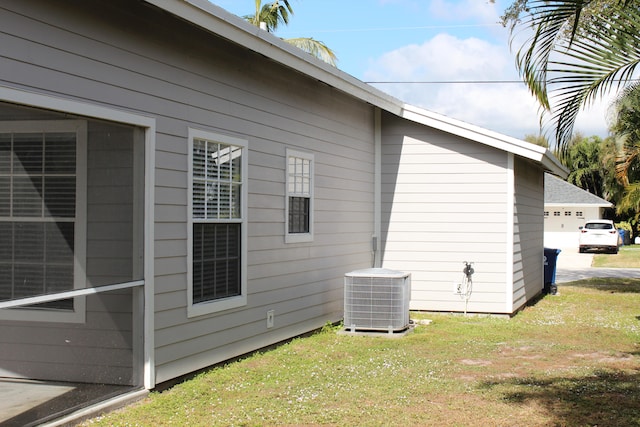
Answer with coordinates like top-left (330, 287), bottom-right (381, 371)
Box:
top-left (401, 105), bottom-right (569, 177)
top-left (144, 1), bottom-right (569, 177)
top-left (144, 0), bottom-right (404, 115)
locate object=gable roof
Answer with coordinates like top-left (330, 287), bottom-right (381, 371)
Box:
top-left (545, 173), bottom-right (612, 207)
top-left (146, 0), bottom-right (568, 177)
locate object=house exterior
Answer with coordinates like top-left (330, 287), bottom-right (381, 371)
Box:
top-left (0, 0), bottom-right (566, 397)
top-left (544, 173), bottom-right (612, 249)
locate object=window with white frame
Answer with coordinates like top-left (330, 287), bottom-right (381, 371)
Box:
top-left (0, 120), bottom-right (86, 321)
top-left (576, 211), bottom-right (584, 217)
top-left (188, 129), bottom-right (247, 317)
top-left (285, 149), bottom-right (313, 243)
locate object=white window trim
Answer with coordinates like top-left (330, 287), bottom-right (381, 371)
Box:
top-left (0, 120), bottom-right (87, 323)
top-left (187, 128), bottom-right (248, 318)
top-left (285, 148), bottom-right (314, 244)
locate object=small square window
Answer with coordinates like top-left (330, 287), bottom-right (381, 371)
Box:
top-left (576, 211), bottom-right (583, 217)
top-left (565, 211), bottom-right (572, 216)
top-left (553, 211), bottom-right (561, 216)
top-left (544, 211), bottom-right (549, 217)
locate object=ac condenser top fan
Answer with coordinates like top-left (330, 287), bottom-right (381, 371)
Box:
top-left (344, 268), bottom-right (411, 333)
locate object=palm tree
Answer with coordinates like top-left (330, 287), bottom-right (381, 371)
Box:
top-left (503, 0), bottom-right (640, 152)
top-left (563, 134), bottom-right (606, 197)
top-left (244, 0), bottom-right (337, 66)
top-left (245, 0), bottom-right (292, 32)
top-left (611, 82), bottom-right (640, 214)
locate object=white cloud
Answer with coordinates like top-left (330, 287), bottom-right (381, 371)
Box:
top-left (365, 33), bottom-right (610, 140)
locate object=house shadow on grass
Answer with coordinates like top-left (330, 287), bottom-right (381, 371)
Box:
top-left (479, 369), bottom-right (640, 426)
top-left (562, 277), bottom-right (640, 293)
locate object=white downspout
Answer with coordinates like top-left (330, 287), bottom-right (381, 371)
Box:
top-left (374, 108), bottom-right (382, 268)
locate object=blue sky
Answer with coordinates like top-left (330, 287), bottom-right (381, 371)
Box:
top-left (210, 0), bottom-right (610, 140)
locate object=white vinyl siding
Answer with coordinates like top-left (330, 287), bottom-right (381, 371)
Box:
top-left (380, 112), bottom-right (510, 314)
top-left (187, 129), bottom-right (248, 317)
top-left (285, 149), bottom-right (313, 243)
top-left (0, 120), bottom-right (87, 323)
top-left (512, 158), bottom-right (545, 311)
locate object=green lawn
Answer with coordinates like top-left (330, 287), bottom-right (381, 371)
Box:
top-left (85, 279), bottom-right (640, 427)
top-left (593, 245), bottom-right (640, 268)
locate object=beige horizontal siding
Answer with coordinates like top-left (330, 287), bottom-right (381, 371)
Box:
top-left (381, 112), bottom-right (510, 314)
top-left (512, 158), bottom-right (545, 311)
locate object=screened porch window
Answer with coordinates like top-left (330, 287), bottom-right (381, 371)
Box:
top-left (0, 104), bottom-right (145, 324)
top-left (0, 124), bottom-right (83, 313)
top-left (188, 129), bottom-right (247, 317)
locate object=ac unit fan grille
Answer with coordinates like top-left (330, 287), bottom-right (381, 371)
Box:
top-left (344, 269), bottom-right (410, 332)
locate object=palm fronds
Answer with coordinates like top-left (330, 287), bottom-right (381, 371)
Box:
top-left (243, 1), bottom-right (337, 66)
top-left (511, 0), bottom-right (640, 151)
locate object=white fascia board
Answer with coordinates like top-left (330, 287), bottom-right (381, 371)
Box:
top-left (539, 151), bottom-right (569, 179)
top-left (144, 0), bottom-right (403, 115)
top-left (147, 0), bottom-right (568, 179)
top-left (401, 104), bottom-right (569, 178)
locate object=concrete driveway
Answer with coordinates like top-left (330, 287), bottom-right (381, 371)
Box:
top-left (554, 246), bottom-right (640, 283)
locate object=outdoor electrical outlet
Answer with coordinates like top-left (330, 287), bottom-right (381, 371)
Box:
top-left (453, 282), bottom-right (462, 295)
top-left (266, 310), bottom-right (275, 328)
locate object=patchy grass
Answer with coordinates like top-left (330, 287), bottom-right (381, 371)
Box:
top-left (85, 280), bottom-right (640, 427)
top-left (593, 245), bottom-right (640, 268)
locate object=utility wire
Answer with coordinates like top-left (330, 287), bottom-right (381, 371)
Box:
top-left (365, 80), bottom-right (526, 84)
top-left (279, 23), bottom-right (502, 34)
top-left (366, 78), bottom-right (640, 84)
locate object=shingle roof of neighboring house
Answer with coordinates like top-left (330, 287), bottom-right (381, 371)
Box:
top-left (145, 0), bottom-right (568, 178)
top-left (545, 173), bottom-right (612, 206)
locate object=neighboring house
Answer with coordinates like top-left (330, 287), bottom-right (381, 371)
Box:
top-left (544, 173), bottom-right (613, 249)
top-left (0, 0), bottom-right (566, 399)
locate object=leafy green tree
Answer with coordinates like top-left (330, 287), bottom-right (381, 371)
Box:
top-left (499, 0), bottom-right (640, 152)
top-left (523, 133), bottom-right (549, 148)
top-left (244, 0), bottom-right (337, 66)
top-left (600, 135), bottom-right (626, 205)
top-left (610, 83), bottom-right (640, 220)
top-left (563, 133), bottom-right (607, 197)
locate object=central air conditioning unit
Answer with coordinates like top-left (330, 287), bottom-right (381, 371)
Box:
top-left (344, 268), bottom-right (411, 333)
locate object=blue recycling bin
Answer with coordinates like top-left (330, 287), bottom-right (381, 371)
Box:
top-left (543, 248), bottom-right (561, 294)
top-left (618, 229), bottom-right (629, 246)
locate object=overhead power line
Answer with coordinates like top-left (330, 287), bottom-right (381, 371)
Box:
top-left (365, 78), bottom-right (640, 84)
top-left (365, 80), bottom-right (526, 84)
top-left (280, 23), bottom-right (502, 34)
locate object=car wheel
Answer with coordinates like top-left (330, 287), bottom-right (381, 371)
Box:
top-left (612, 247), bottom-right (619, 254)
top-left (579, 247), bottom-right (585, 253)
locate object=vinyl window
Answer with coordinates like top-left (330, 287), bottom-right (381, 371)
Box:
top-left (285, 149), bottom-right (313, 243)
top-left (0, 120), bottom-right (86, 322)
top-left (188, 129), bottom-right (247, 317)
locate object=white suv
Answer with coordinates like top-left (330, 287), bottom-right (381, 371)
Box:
top-left (578, 219), bottom-right (619, 254)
